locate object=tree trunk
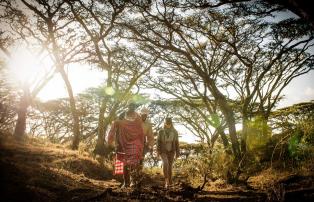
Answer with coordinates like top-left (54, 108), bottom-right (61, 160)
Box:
top-left (13, 88), bottom-right (30, 139)
top-left (94, 99), bottom-right (109, 155)
top-left (241, 115), bottom-right (249, 154)
top-left (94, 66), bottom-right (114, 155)
top-left (211, 127), bottom-right (229, 149)
top-left (217, 127), bottom-right (231, 153)
top-left (223, 109), bottom-right (241, 160)
top-left (209, 82), bottom-right (241, 160)
top-left (59, 68), bottom-right (80, 150)
top-left (46, 18), bottom-right (81, 150)
top-left (94, 124), bottom-right (110, 156)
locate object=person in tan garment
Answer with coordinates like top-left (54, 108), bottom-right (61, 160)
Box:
top-left (157, 117), bottom-right (179, 188)
top-left (140, 107), bottom-right (154, 154)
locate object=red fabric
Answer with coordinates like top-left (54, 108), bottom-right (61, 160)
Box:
top-left (124, 144), bottom-right (140, 165)
top-left (108, 113), bottom-right (144, 165)
top-left (114, 155), bottom-right (124, 175)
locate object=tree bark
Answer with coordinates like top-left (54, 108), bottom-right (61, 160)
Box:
top-left (13, 88), bottom-right (30, 139)
top-left (58, 67), bottom-right (80, 150)
top-left (223, 108), bottom-right (241, 160)
top-left (217, 127), bottom-right (230, 151)
top-left (209, 82), bottom-right (241, 160)
top-left (46, 17), bottom-right (81, 150)
top-left (94, 99), bottom-right (109, 155)
top-left (241, 114), bottom-right (249, 154)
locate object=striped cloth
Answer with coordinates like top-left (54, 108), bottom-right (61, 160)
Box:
top-left (114, 154), bottom-right (124, 175)
top-left (124, 144), bottom-right (140, 165)
top-left (107, 114), bottom-right (144, 165)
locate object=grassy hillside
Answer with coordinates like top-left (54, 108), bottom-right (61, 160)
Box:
top-left (0, 135), bottom-right (313, 202)
top-left (0, 135), bottom-right (116, 201)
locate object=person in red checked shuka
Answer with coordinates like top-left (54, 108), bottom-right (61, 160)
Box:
top-left (108, 101), bottom-right (144, 189)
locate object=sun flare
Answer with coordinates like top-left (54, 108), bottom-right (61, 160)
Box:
top-left (7, 48), bottom-right (53, 87)
top-left (37, 64), bottom-right (106, 101)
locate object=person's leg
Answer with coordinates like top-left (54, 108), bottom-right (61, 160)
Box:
top-left (167, 152), bottom-right (175, 185)
top-left (136, 163), bottom-right (143, 187)
top-left (160, 153), bottom-right (169, 187)
top-left (129, 165), bottom-right (135, 187)
top-left (130, 163), bottom-right (142, 188)
top-left (122, 165), bottom-right (130, 187)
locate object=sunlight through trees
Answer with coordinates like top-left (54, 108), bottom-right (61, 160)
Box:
top-left (0, 1), bottom-right (313, 192)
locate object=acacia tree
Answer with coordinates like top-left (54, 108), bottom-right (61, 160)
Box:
top-left (65, 0), bottom-right (123, 153)
top-left (28, 98), bottom-right (73, 142)
top-left (94, 46), bottom-right (158, 155)
top-left (0, 30), bottom-right (16, 133)
top-left (119, 1), bottom-right (241, 158)
top-left (212, 8), bottom-right (314, 152)
top-left (28, 92), bottom-right (99, 147)
top-left (0, 8), bottom-right (57, 139)
top-left (119, 1), bottom-right (313, 160)
top-left (2, 0), bottom-right (89, 148)
top-left (270, 101), bottom-right (314, 135)
top-left (66, 0), bottom-right (159, 155)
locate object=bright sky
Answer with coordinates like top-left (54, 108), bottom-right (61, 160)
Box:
top-left (37, 64), bottom-right (105, 101)
top-left (278, 71), bottom-right (314, 108)
top-left (36, 65), bottom-right (314, 107)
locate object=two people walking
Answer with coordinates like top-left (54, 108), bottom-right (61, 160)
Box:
top-left (107, 102), bottom-right (179, 189)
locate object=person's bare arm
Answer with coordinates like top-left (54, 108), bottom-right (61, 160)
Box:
top-left (146, 123), bottom-right (154, 149)
top-left (107, 121), bottom-right (117, 146)
top-left (157, 130), bottom-right (162, 156)
top-left (174, 130), bottom-right (180, 158)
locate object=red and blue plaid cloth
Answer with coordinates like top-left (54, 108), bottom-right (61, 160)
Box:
top-left (114, 144), bottom-right (141, 175)
top-left (114, 157), bottom-right (124, 175)
top-left (125, 144), bottom-right (140, 165)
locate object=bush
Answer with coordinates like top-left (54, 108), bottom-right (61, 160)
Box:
top-left (174, 143), bottom-right (233, 185)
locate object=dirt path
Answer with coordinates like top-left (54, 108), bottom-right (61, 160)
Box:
top-left (0, 136), bottom-right (313, 202)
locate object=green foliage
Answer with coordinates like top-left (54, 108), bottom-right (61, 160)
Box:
top-left (271, 18), bottom-right (314, 39)
top-left (246, 116), bottom-right (271, 151)
top-left (174, 143), bottom-right (233, 184)
top-left (130, 94), bottom-right (150, 105)
top-left (208, 113), bottom-right (221, 129)
top-left (270, 101), bottom-right (314, 164)
top-left (300, 119), bottom-right (314, 145)
top-left (287, 126), bottom-right (313, 161)
top-left (288, 131), bottom-right (301, 158)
